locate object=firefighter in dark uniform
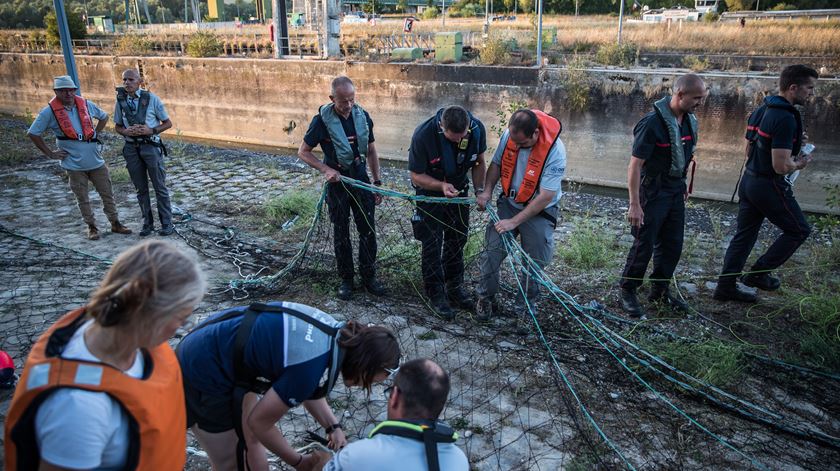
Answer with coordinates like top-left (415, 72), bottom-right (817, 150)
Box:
top-left (714, 65), bottom-right (818, 303)
top-left (409, 106), bottom-right (487, 319)
top-left (620, 74), bottom-right (708, 318)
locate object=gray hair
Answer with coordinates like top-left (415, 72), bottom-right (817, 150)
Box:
top-left (331, 76), bottom-right (355, 96)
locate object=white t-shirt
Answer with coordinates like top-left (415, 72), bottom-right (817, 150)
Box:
top-left (492, 129), bottom-right (567, 209)
top-left (34, 320), bottom-right (144, 470)
top-left (323, 432), bottom-right (469, 471)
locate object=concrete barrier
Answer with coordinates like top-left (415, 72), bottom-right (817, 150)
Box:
top-left (0, 53), bottom-right (837, 212)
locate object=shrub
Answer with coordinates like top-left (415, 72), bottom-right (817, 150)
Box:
top-left (683, 54), bottom-right (711, 71)
top-left (44, 11), bottom-right (86, 47)
top-left (421, 7), bottom-right (439, 19)
top-left (563, 55), bottom-right (590, 112)
top-left (702, 12), bottom-right (720, 22)
top-left (593, 42), bottom-right (637, 67)
top-left (114, 34), bottom-right (153, 56)
top-left (770, 3), bottom-right (797, 10)
top-left (479, 36), bottom-right (517, 65)
top-left (186, 30), bottom-right (223, 57)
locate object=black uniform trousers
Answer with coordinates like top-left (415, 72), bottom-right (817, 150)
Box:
top-left (620, 182), bottom-right (686, 291)
top-left (413, 199), bottom-right (470, 295)
top-left (325, 172), bottom-right (377, 282)
top-left (719, 172), bottom-right (811, 285)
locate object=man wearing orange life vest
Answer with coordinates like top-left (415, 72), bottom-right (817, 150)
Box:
top-left (475, 109), bottom-right (566, 332)
top-left (27, 75), bottom-right (133, 240)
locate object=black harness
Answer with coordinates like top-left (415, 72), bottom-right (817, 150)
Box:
top-left (180, 302), bottom-right (344, 471)
top-left (369, 419), bottom-right (458, 471)
top-left (115, 87), bottom-right (168, 156)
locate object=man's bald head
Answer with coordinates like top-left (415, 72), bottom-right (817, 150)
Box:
top-left (121, 69), bottom-right (143, 93)
top-left (392, 358), bottom-right (451, 420)
top-left (674, 74), bottom-right (705, 95)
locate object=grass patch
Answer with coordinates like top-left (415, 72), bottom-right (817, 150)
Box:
top-left (556, 218), bottom-right (619, 271)
top-left (109, 166), bottom-right (131, 183)
top-left (0, 147), bottom-right (31, 167)
top-left (262, 189), bottom-right (320, 230)
top-left (795, 287), bottom-right (840, 371)
top-left (463, 229), bottom-right (485, 264)
top-left (642, 337), bottom-right (746, 387)
top-left (417, 330), bottom-right (438, 341)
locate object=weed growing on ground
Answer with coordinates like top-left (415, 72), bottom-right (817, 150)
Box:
top-left (563, 55), bottom-right (590, 112)
top-left (262, 189), bottom-right (319, 230)
top-left (642, 337), bottom-right (746, 387)
top-left (793, 282), bottom-right (840, 371)
top-left (463, 229), bottom-right (485, 264)
top-left (556, 217), bottom-right (619, 271)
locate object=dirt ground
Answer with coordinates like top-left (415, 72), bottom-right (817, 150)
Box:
top-left (1, 115), bottom-right (838, 470)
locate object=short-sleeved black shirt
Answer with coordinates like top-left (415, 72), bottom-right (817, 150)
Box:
top-left (632, 111), bottom-right (695, 192)
top-left (408, 115), bottom-right (487, 195)
top-left (745, 96), bottom-right (800, 177)
top-left (303, 110), bottom-right (375, 178)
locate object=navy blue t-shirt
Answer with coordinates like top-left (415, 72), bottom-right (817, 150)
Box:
top-left (745, 96), bottom-right (800, 177)
top-left (632, 111), bottom-right (695, 192)
top-left (303, 110), bottom-right (375, 178)
top-left (408, 115), bottom-right (486, 194)
top-left (177, 302), bottom-right (337, 408)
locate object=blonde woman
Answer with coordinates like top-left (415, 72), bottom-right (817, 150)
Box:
top-left (4, 240), bottom-right (206, 471)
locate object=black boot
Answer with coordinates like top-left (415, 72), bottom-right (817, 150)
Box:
top-left (363, 277), bottom-right (387, 296)
top-left (447, 287), bottom-right (475, 311)
top-left (337, 279), bottom-right (354, 301)
top-left (713, 283), bottom-right (757, 303)
top-left (620, 288), bottom-right (646, 319)
top-left (429, 289), bottom-right (455, 321)
top-left (740, 272), bottom-right (780, 291)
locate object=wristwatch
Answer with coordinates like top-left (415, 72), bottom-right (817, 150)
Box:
top-left (325, 423), bottom-right (343, 434)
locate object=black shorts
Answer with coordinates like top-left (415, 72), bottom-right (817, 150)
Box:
top-left (183, 374), bottom-right (235, 433)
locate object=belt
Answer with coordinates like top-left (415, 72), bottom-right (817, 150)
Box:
top-left (745, 169), bottom-right (781, 179)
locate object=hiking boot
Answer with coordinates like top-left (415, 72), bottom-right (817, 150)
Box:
top-left (363, 278), bottom-right (387, 296)
top-left (713, 283), bottom-right (757, 303)
top-left (620, 288), bottom-right (646, 319)
top-left (158, 225), bottom-right (176, 236)
top-left (110, 221), bottom-right (132, 235)
top-left (740, 272), bottom-right (780, 291)
top-left (139, 225), bottom-right (154, 237)
top-left (648, 286), bottom-right (689, 313)
top-left (447, 287), bottom-right (475, 311)
top-left (337, 279), bottom-right (354, 301)
top-left (87, 224), bottom-right (100, 241)
top-left (429, 291), bottom-right (455, 321)
top-left (476, 297), bottom-right (494, 322)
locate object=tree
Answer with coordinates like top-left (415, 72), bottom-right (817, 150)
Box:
top-left (44, 10), bottom-right (86, 46)
top-left (725, 0), bottom-right (754, 10)
top-left (397, 0), bottom-right (409, 13)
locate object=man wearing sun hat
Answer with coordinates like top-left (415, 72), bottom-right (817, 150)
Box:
top-left (27, 75), bottom-right (132, 240)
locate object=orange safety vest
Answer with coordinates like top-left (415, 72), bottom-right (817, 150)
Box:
top-left (500, 110), bottom-right (562, 204)
top-left (4, 308), bottom-right (186, 471)
top-left (49, 95), bottom-right (96, 141)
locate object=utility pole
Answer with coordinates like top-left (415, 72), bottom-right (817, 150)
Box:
top-left (535, 0), bottom-right (543, 67)
top-left (53, 0), bottom-right (80, 94)
top-left (617, 0), bottom-right (624, 45)
top-left (273, 0), bottom-right (289, 57)
top-left (442, 0), bottom-right (446, 27)
top-left (125, 0), bottom-right (131, 26)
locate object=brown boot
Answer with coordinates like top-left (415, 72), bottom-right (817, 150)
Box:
top-left (87, 224), bottom-right (100, 240)
top-left (110, 221), bottom-right (133, 235)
